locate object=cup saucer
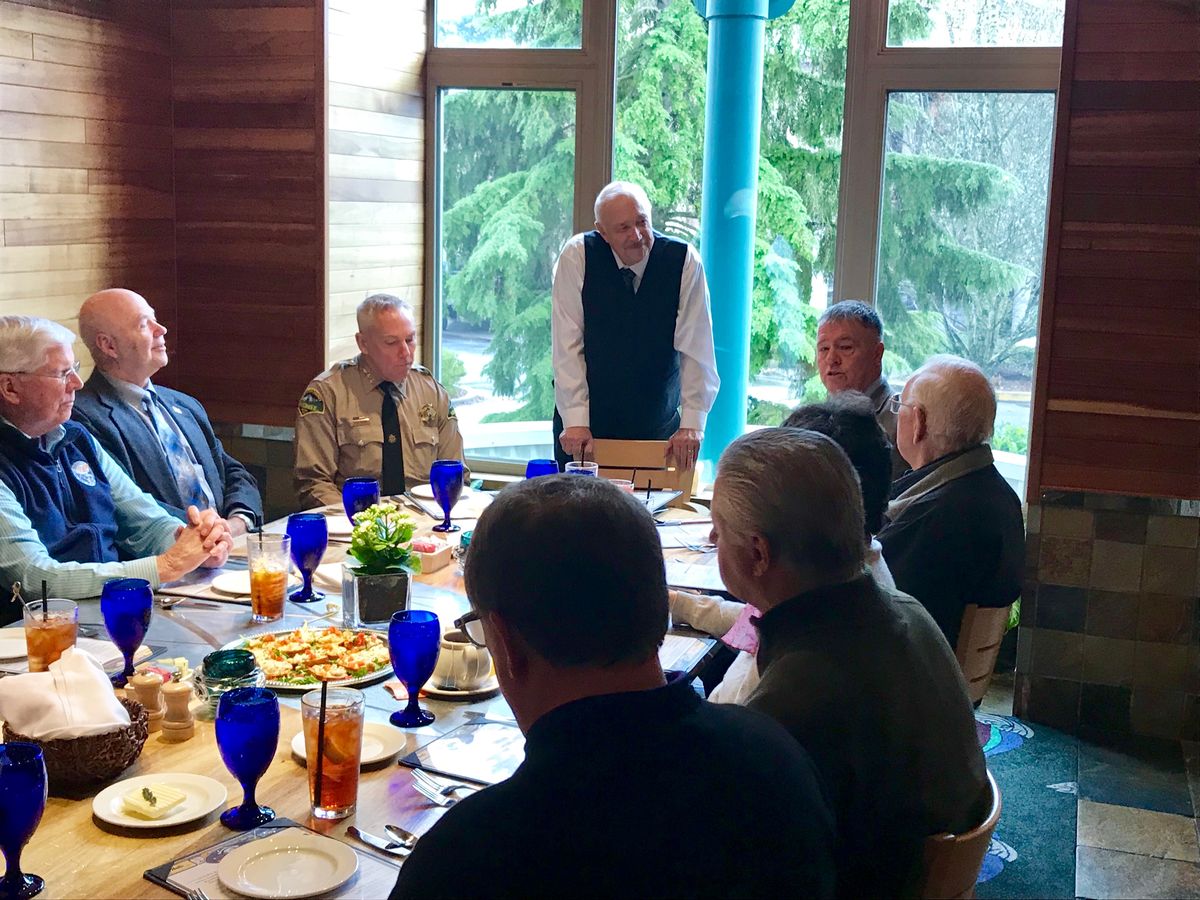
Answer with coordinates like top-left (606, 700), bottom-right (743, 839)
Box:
top-left (423, 675), bottom-right (501, 699)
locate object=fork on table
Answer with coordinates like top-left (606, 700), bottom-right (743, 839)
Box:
top-left (184, 889), bottom-right (211, 900)
top-left (411, 768), bottom-right (478, 799)
top-left (411, 777), bottom-right (459, 808)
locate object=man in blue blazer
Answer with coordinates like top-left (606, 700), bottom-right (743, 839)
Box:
top-left (72, 289), bottom-right (262, 536)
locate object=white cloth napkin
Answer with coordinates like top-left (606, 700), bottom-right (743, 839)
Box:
top-left (0, 648), bottom-right (131, 740)
top-left (313, 562), bottom-right (344, 591)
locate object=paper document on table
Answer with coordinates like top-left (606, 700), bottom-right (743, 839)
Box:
top-left (144, 820), bottom-right (401, 899)
top-left (658, 634), bottom-right (712, 674)
top-left (657, 523), bottom-right (713, 550)
top-left (403, 721), bottom-right (525, 786)
top-left (664, 559), bottom-right (725, 593)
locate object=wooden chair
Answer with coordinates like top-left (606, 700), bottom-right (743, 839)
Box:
top-left (954, 604), bottom-right (1012, 706)
top-left (590, 438), bottom-right (696, 508)
top-left (919, 770), bottom-right (1002, 899)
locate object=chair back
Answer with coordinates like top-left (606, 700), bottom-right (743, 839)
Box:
top-left (919, 770), bottom-right (1002, 899)
top-left (590, 439), bottom-right (694, 507)
top-left (954, 604), bottom-right (1011, 705)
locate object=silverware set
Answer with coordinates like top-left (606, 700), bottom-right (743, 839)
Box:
top-left (346, 823), bottom-right (420, 857)
top-left (410, 768), bottom-right (479, 808)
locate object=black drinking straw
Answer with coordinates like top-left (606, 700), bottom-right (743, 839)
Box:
top-left (41, 579), bottom-right (47, 622)
top-left (314, 679), bottom-right (329, 808)
top-left (646, 478), bottom-right (653, 502)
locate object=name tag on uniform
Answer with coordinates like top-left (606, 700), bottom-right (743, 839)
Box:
top-left (350, 416), bottom-right (371, 425)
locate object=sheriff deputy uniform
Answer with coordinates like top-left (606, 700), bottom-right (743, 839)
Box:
top-left (293, 356), bottom-right (465, 509)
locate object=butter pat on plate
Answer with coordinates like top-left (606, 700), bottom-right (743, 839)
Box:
top-left (122, 782), bottom-right (187, 820)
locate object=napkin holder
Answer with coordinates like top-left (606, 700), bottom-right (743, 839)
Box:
top-left (3, 696), bottom-right (149, 792)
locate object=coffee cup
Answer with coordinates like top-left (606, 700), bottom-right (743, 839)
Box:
top-left (432, 629), bottom-right (492, 691)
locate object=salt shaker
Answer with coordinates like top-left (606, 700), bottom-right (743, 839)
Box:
top-left (160, 681), bottom-right (195, 742)
top-left (128, 672), bottom-right (164, 733)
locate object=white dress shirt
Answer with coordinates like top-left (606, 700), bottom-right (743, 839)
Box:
top-left (550, 232), bottom-right (720, 432)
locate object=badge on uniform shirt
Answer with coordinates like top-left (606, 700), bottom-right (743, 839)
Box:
top-left (419, 403), bottom-right (437, 426)
top-left (299, 390), bottom-right (325, 416)
top-left (71, 460), bottom-right (96, 487)
top-left (447, 405), bottom-right (457, 420)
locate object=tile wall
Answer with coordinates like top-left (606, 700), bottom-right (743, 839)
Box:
top-left (1016, 492), bottom-right (1200, 741)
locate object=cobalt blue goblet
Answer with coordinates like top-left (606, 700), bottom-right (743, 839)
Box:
top-left (429, 460), bottom-right (464, 534)
top-left (99, 578), bottom-right (153, 687)
top-left (0, 743), bottom-right (46, 899)
top-left (215, 687), bottom-right (279, 830)
top-left (286, 513), bottom-right (327, 604)
top-left (387, 610), bottom-right (440, 728)
top-left (342, 477), bottom-right (380, 522)
top-left (524, 459), bottom-right (559, 478)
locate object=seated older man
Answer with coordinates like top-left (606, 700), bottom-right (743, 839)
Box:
top-left (391, 475), bottom-right (835, 899)
top-left (0, 317), bottom-right (231, 615)
top-left (712, 427), bottom-right (990, 898)
top-left (878, 354), bottom-right (1024, 648)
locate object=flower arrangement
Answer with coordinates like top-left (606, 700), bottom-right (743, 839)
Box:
top-left (346, 504), bottom-right (422, 576)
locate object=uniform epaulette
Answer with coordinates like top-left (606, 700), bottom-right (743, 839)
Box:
top-left (411, 364), bottom-right (432, 376)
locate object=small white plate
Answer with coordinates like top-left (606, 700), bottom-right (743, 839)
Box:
top-left (325, 514), bottom-right (353, 538)
top-left (92, 773), bottom-right (227, 830)
top-left (218, 829), bottom-right (359, 899)
top-left (290, 721), bottom-right (406, 767)
top-left (0, 631), bottom-right (27, 661)
top-left (423, 674), bottom-right (501, 700)
top-left (210, 570), bottom-right (299, 597)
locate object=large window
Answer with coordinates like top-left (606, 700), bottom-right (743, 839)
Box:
top-left (426, 0), bottom-right (1063, 479)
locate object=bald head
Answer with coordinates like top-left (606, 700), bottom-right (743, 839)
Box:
top-left (78, 288), bottom-right (169, 385)
top-left (896, 355), bottom-right (995, 467)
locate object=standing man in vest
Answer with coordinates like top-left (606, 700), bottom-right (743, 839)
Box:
top-left (73, 289), bottom-right (262, 536)
top-left (551, 182), bottom-right (719, 470)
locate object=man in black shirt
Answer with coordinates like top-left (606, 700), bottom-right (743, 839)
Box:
top-left (390, 475), bottom-right (835, 900)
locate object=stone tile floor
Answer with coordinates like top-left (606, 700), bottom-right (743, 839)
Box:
top-left (982, 673), bottom-right (1200, 898)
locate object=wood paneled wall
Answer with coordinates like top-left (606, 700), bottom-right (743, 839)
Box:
top-left (326, 0), bottom-right (424, 365)
top-left (1028, 0), bottom-right (1200, 500)
top-left (169, 0), bottom-right (324, 426)
top-left (0, 0), bottom-right (175, 371)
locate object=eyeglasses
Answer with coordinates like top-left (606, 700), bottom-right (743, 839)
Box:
top-left (453, 610), bottom-right (487, 648)
top-left (2, 362), bottom-right (82, 384)
top-left (888, 395), bottom-right (918, 415)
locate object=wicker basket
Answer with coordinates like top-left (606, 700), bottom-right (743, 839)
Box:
top-left (2, 696), bottom-right (149, 791)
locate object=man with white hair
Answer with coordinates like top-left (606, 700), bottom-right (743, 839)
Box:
top-left (72, 289), bottom-right (262, 536)
top-left (551, 181), bottom-right (718, 470)
top-left (294, 294), bottom-right (464, 508)
top-left (0, 316), bottom-right (231, 613)
top-left (879, 354), bottom-right (1024, 647)
top-left (711, 427), bottom-right (989, 898)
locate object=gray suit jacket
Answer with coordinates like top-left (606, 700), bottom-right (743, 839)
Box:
top-left (71, 372), bottom-right (262, 525)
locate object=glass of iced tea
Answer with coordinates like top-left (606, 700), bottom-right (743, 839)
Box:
top-left (301, 687), bottom-right (365, 820)
top-left (247, 533), bottom-right (291, 624)
top-left (22, 599), bottom-right (78, 673)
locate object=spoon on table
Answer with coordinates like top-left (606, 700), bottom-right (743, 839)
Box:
top-left (384, 824), bottom-right (419, 848)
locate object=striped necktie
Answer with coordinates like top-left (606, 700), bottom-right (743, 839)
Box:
top-left (143, 391), bottom-right (209, 509)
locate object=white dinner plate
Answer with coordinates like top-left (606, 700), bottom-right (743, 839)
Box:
top-left (290, 721), bottom-right (406, 766)
top-left (92, 773), bottom-right (227, 830)
top-left (325, 514), bottom-right (354, 538)
top-left (218, 829), bottom-right (359, 899)
top-left (210, 570), bottom-right (299, 597)
top-left (0, 631), bottom-right (27, 661)
top-left (410, 483), bottom-right (473, 501)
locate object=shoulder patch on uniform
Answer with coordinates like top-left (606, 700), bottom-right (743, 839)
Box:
top-left (298, 389), bottom-right (325, 416)
top-left (447, 405), bottom-right (457, 420)
top-left (70, 460), bottom-right (96, 487)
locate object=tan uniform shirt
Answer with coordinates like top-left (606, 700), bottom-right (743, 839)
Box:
top-left (293, 356), bottom-right (465, 509)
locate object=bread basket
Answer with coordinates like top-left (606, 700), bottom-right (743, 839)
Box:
top-left (2, 696), bottom-right (149, 791)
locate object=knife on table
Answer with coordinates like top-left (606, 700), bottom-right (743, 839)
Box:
top-left (347, 825), bottom-right (410, 857)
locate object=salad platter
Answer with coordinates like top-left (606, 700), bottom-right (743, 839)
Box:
top-left (222, 625), bottom-right (392, 691)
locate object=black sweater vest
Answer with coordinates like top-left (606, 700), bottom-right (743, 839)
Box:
top-left (0, 421), bottom-right (121, 567)
top-left (581, 230), bottom-right (686, 439)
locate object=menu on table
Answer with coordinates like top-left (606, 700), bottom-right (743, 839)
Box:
top-left (664, 559), bottom-right (725, 593)
top-left (402, 721), bottom-right (525, 786)
top-left (144, 820), bottom-right (401, 899)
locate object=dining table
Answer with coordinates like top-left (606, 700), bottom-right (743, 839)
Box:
top-left (10, 496), bottom-right (722, 899)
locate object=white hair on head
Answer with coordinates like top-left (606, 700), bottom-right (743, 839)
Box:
top-left (593, 181), bottom-right (652, 223)
top-left (0, 316), bottom-right (76, 375)
top-left (356, 293), bottom-right (413, 332)
top-left (908, 354), bottom-right (996, 455)
top-left (715, 427), bottom-right (866, 581)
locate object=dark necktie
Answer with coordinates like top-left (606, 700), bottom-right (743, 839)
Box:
top-left (379, 382), bottom-right (405, 496)
top-left (620, 267), bottom-right (636, 295)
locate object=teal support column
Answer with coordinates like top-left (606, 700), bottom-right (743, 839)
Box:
top-left (695, 0), bottom-right (794, 472)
